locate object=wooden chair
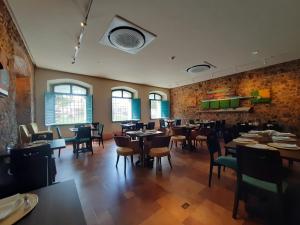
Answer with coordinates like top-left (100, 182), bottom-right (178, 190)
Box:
top-left (27, 122), bottom-right (53, 141)
top-left (195, 127), bottom-right (210, 149)
top-left (135, 122), bottom-right (144, 130)
top-left (149, 136), bottom-right (172, 171)
top-left (74, 127), bottom-right (93, 159)
top-left (232, 145), bottom-right (286, 222)
top-left (10, 143), bottom-right (54, 192)
top-left (170, 127), bottom-right (186, 150)
top-left (114, 136), bottom-right (139, 175)
top-left (55, 127), bottom-right (76, 157)
top-left (175, 119), bottom-right (181, 126)
top-left (146, 122), bottom-right (155, 130)
top-left (91, 123), bottom-right (104, 148)
top-left (159, 119), bottom-right (166, 129)
top-left (206, 133), bottom-right (237, 187)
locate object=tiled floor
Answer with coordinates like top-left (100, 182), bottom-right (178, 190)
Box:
top-left (54, 139), bottom-right (300, 225)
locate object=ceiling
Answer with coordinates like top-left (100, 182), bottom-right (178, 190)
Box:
top-left (6, 0), bottom-right (300, 88)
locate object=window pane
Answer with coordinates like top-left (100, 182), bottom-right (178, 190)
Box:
top-left (151, 100), bottom-right (161, 119)
top-left (112, 98), bottom-right (132, 121)
top-left (149, 94), bottom-right (155, 100)
top-left (123, 91), bottom-right (132, 98)
top-left (55, 94), bottom-right (87, 124)
top-left (72, 85), bottom-right (87, 95)
top-left (112, 90), bottom-right (122, 97)
top-left (155, 94), bottom-right (162, 100)
top-left (54, 85), bottom-right (71, 94)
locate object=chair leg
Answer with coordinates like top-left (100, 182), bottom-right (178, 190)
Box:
top-left (101, 138), bottom-right (104, 148)
top-left (232, 183), bottom-right (240, 219)
top-left (131, 155), bottom-right (134, 167)
top-left (76, 144), bottom-right (79, 159)
top-left (124, 156), bottom-right (127, 174)
top-left (168, 154), bottom-right (172, 169)
top-left (58, 148), bottom-right (61, 157)
top-left (116, 155), bottom-right (120, 167)
top-left (170, 140), bottom-right (173, 150)
top-left (217, 165), bottom-right (221, 179)
top-left (208, 164), bottom-right (213, 187)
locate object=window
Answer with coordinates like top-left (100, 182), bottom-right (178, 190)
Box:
top-left (149, 93), bottom-right (162, 119)
top-left (45, 83), bottom-right (92, 125)
top-left (112, 90), bottom-right (133, 122)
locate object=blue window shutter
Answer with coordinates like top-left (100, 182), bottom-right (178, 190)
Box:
top-left (161, 100), bottom-right (170, 118)
top-left (45, 92), bottom-right (55, 125)
top-left (86, 95), bottom-right (93, 123)
top-left (132, 98), bottom-right (141, 120)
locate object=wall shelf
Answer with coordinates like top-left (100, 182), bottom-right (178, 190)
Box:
top-left (199, 107), bottom-right (253, 113)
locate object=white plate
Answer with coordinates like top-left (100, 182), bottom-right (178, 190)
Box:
top-left (267, 143), bottom-right (300, 150)
top-left (241, 133), bottom-right (261, 138)
top-left (273, 132), bottom-right (296, 137)
top-left (0, 194), bottom-right (24, 220)
top-left (233, 138), bottom-right (258, 144)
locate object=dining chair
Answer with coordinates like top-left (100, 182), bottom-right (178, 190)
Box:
top-left (10, 143), bottom-right (54, 193)
top-left (189, 119), bottom-right (195, 124)
top-left (92, 123), bottom-right (104, 148)
top-left (114, 136), bottom-right (139, 175)
top-left (159, 119), bottom-right (166, 129)
top-left (146, 122), bottom-right (155, 130)
top-left (206, 133), bottom-right (237, 187)
top-left (232, 145), bottom-right (287, 222)
top-left (170, 127), bottom-right (186, 150)
top-left (55, 127), bottom-right (76, 157)
top-left (19, 125), bottom-right (32, 144)
top-left (74, 127), bottom-right (93, 159)
top-left (135, 122), bottom-right (144, 130)
top-left (195, 127), bottom-right (210, 149)
top-left (223, 128), bottom-right (236, 156)
top-left (149, 136), bottom-right (172, 171)
top-left (175, 119), bottom-right (181, 126)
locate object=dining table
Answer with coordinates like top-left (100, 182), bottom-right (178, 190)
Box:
top-left (175, 124), bottom-right (199, 151)
top-left (126, 130), bottom-right (163, 167)
top-left (225, 136), bottom-right (300, 162)
top-left (15, 180), bottom-right (86, 225)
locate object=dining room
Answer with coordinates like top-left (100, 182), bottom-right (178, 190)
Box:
top-left (0, 0), bottom-right (300, 225)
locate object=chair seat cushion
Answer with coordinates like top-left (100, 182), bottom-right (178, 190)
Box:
top-left (149, 147), bottom-right (170, 157)
top-left (216, 156), bottom-right (237, 170)
top-left (117, 147), bottom-right (134, 156)
top-left (75, 138), bottom-right (91, 143)
top-left (171, 135), bottom-right (186, 141)
top-left (196, 135), bottom-right (207, 141)
top-left (242, 175), bottom-right (288, 193)
top-left (65, 137), bottom-right (76, 143)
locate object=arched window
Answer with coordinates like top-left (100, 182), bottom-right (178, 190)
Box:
top-left (149, 93), bottom-right (163, 119)
top-left (45, 82), bottom-right (93, 125)
top-left (112, 89), bottom-right (133, 122)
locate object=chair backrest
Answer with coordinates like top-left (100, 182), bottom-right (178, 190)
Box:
top-left (114, 136), bottom-right (130, 147)
top-left (76, 127), bottom-right (91, 139)
top-left (56, 127), bottom-right (62, 139)
top-left (150, 135), bottom-right (171, 148)
top-left (98, 123), bottom-right (104, 135)
top-left (92, 122), bottom-right (99, 130)
top-left (10, 143), bottom-right (51, 192)
top-left (206, 133), bottom-right (221, 157)
top-left (223, 128), bottom-right (233, 144)
top-left (236, 146), bottom-right (283, 184)
top-left (135, 122), bottom-right (144, 130)
top-left (175, 119), bottom-right (181, 126)
top-left (189, 119), bottom-right (195, 124)
top-left (27, 122), bottom-right (39, 134)
top-left (172, 127), bottom-right (185, 136)
top-left (147, 122), bottom-right (155, 130)
top-left (75, 124), bottom-right (85, 128)
top-left (159, 119), bottom-right (166, 128)
top-left (19, 125), bottom-right (31, 144)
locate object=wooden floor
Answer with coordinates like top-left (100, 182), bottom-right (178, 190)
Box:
top-left (54, 139), bottom-right (300, 225)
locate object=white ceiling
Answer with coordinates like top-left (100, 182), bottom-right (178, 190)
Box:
top-left (6, 0), bottom-right (300, 88)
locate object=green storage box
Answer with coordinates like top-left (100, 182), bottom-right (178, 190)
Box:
top-left (210, 100), bottom-right (220, 109)
top-left (219, 99), bottom-right (230, 109)
top-left (201, 100), bottom-right (210, 110)
top-left (230, 98), bottom-right (240, 108)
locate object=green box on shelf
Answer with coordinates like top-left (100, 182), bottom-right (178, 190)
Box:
top-left (201, 100), bottom-right (210, 110)
top-left (210, 100), bottom-right (220, 109)
top-left (219, 99), bottom-right (230, 109)
top-left (230, 98), bottom-right (240, 108)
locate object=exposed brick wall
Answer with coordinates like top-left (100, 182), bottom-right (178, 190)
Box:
top-left (170, 59), bottom-right (300, 135)
top-left (0, 0), bottom-right (34, 150)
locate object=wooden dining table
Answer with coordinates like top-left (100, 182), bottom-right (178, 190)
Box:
top-left (175, 124), bottom-right (199, 151)
top-left (225, 137), bottom-right (300, 162)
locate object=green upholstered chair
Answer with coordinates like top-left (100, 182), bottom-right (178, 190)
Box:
top-left (233, 145), bottom-right (286, 221)
top-left (206, 133), bottom-right (237, 187)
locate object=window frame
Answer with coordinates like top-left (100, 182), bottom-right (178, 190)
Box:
top-left (50, 83), bottom-right (90, 125)
top-left (149, 93), bottom-right (163, 120)
top-left (112, 89), bottom-right (134, 122)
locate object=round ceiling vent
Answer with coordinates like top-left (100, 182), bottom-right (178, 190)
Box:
top-left (186, 64), bottom-right (211, 73)
top-left (108, 26), bottom-right (145, 51)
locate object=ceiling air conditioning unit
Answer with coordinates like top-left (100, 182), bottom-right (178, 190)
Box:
top-left (99, 16), bottom-right (156, 54)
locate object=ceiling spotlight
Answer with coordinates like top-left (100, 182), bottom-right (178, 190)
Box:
top-left (75, 45), bottom-right (79, 50)
top-left (80, 22), bottom-right (86, 27)
top-left (252, 51), bottom-right (259, 55)
top-left (170, 56), bottom-right (176, 60)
